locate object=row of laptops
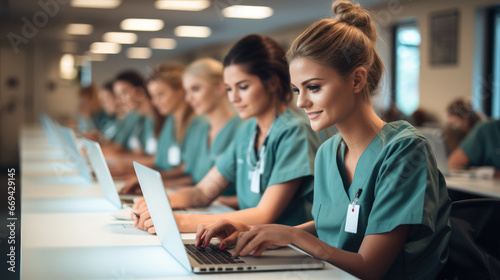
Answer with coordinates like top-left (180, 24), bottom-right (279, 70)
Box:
top-left (39, 114), bottom-right (325, 274)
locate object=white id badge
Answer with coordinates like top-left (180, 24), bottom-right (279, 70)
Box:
top-left (250, 170), bottom-right (260, 194)
top-left (128, 136), bottom-right (141, 151)
top-left (145, 138), bottom-right (158, 155)
top-left (168, 145), bottom-right (181, 166)
top-left (345, 204), bottom-right (360, 234)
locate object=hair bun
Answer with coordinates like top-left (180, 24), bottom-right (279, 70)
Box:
top-left (332, 0), bottom-right (377, 43)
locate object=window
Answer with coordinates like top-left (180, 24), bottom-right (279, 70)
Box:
top-left (392, 22), bottom-right (421, 116)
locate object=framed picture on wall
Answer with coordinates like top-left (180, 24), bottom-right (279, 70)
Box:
top-left (430, 9), bottom-right (459, 65)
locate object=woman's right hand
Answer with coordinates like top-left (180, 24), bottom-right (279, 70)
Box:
top-left (195, 218), bottom-right (251, 250)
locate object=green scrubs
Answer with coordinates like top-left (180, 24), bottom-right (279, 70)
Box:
top-left (155, 115), bottom-right (208, 171)
top-left (460, 120), bottom-right (500, 169)
top-left (139, 116), bottom-right (157, 155)
top-left (312, 121), bottom-right (451, 280)
top-left (216, 109), bottom-right (322, 226)
top-left (95, 110), bottom-right (116, 132)
top-left (184, 116), bottom-right (243, 195)
top-left (112, 111), bottom-right (142, 150)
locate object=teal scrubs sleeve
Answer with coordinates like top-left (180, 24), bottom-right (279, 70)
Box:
top-left (460, 120), bottom-right (500, 169)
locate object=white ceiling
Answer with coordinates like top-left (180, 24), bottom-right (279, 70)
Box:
top-left (0, 0), bottom-right (387, 58)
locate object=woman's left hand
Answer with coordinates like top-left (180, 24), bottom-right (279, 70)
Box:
top-left (233, 224), bottom-right (296, 257)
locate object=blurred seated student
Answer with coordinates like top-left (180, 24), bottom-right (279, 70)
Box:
top-left (121, 58), bottom-right (244, 207)
top-left (83, 81), bottom-right (118, 142)
top-left (194, 2), bottom-right (451, 279)
top-left (182, 58), bottom-right (243, 209)
top-left (448, 120), bottom-right (500, 178)
top-left (118, 63), bottom-right (207, 193)
top-left (443, 98), bottom-right (481, 153)
top-left (132, 34), bottom-right (322, 233)
top-left (411, 108), bottom-right (438, 127)
top-left (77, 83), bottom-right (100, 133)
top-left (101, 71), bottom-right (160, 176)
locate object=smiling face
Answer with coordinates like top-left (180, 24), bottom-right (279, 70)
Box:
top-left (290, 57), bottom-right (358, 131)
top-left (147, 80), bottom-right (185, 116)
top-left (183, 74), bottom-right (222, 115)
top-left (223, 64), bottom-right (274, 120)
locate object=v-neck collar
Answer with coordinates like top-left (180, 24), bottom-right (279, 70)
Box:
top-left (332, 123), bottom-right (393, 201)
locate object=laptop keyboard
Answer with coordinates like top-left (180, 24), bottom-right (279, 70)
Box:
top-left (185, 244), bottom-right (246, 265)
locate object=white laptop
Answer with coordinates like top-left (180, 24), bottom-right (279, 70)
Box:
top-left (133, 161), bottom-right (325, 274)
top-left (82, 139), bottom-right (126, 209)
top-left (39, 113), bottom-right (63, 147)
top-left (57, 126), bottom-right (94, 182)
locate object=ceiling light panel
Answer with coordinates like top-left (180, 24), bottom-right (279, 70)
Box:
top-left (120, 19), bottom-right (164, 31)
top-left (66, 24), bottom-right (93, 35)
top-left (222, 5), bottom-right (273, 19)
top-left (155, 0), bottom-right (210, 11)
top-left (90, 42), bottom-right (121, 54)
top-left (103, 32), bottom-right (138, 44)
top-left (174, 26), bottom-right (211, 38)
top-left (127, 47), bottom-right (152, 59)
top-left (71, 0), bottom-right (121, 9)
top-left (149, 38), bottom-right (177, 50)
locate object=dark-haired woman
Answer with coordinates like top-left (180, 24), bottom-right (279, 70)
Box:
top-left (195, 1), bottom-right (451, 279)
top-left (132, 34), bottom-right (322, 233)
top-left (111, 70), bottom-right (156, 154)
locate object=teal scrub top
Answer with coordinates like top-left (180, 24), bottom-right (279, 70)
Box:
top-left (312, 121), bottom-right (451, 280)
top-left (184, 116), bottom-right (244, 196)
top-left (460, 120), bottom-right (500, 169)
top-left (155, 115), bottom-right (208, 171)
top-left (216, 109), bottom-right (322, 226)
top-left (139, 116), bottom-right (157, 155)
top-left (112, 111), bottom-right (142, 150)
top-left (95, 110), bottom-right (116, 132)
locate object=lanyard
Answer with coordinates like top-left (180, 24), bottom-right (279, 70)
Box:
top-left (246, 120), bottom-right (275, 173)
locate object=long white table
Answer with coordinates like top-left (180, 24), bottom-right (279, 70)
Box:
top-left (445, 175), bottom-right (500, 199)
top-left (20, 126), bottom-right (358, 280)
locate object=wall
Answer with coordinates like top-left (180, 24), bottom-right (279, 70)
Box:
top-left (370, 0), bottom-right (499, 124)
top-left (0, 44), bottom-right (25, 166)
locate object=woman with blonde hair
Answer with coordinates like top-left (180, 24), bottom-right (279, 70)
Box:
top-left (196, 1), bottom-right (451, 279)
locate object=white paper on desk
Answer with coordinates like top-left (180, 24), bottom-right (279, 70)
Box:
top-left (112, 206), bottom-right (133, 220)
top-left (474, 167), bottom-right (495, 179)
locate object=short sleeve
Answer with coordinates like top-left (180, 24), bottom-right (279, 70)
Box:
top-left (460, 123), bottom-right (486, 166)
top-left (215, 141), bottom-right (237, 183)
top-left (267, 124), bottom-right (316, 186)
top-left (366, 137), bottom-right (438, 239)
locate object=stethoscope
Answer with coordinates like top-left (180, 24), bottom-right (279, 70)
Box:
top-left (246, 119), bottom-right (275, 193)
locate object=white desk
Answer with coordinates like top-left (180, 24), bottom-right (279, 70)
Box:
top-left (20, 126), bottom-right (358, 280)
top-left (445, 176), bottom-right (500, 198)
